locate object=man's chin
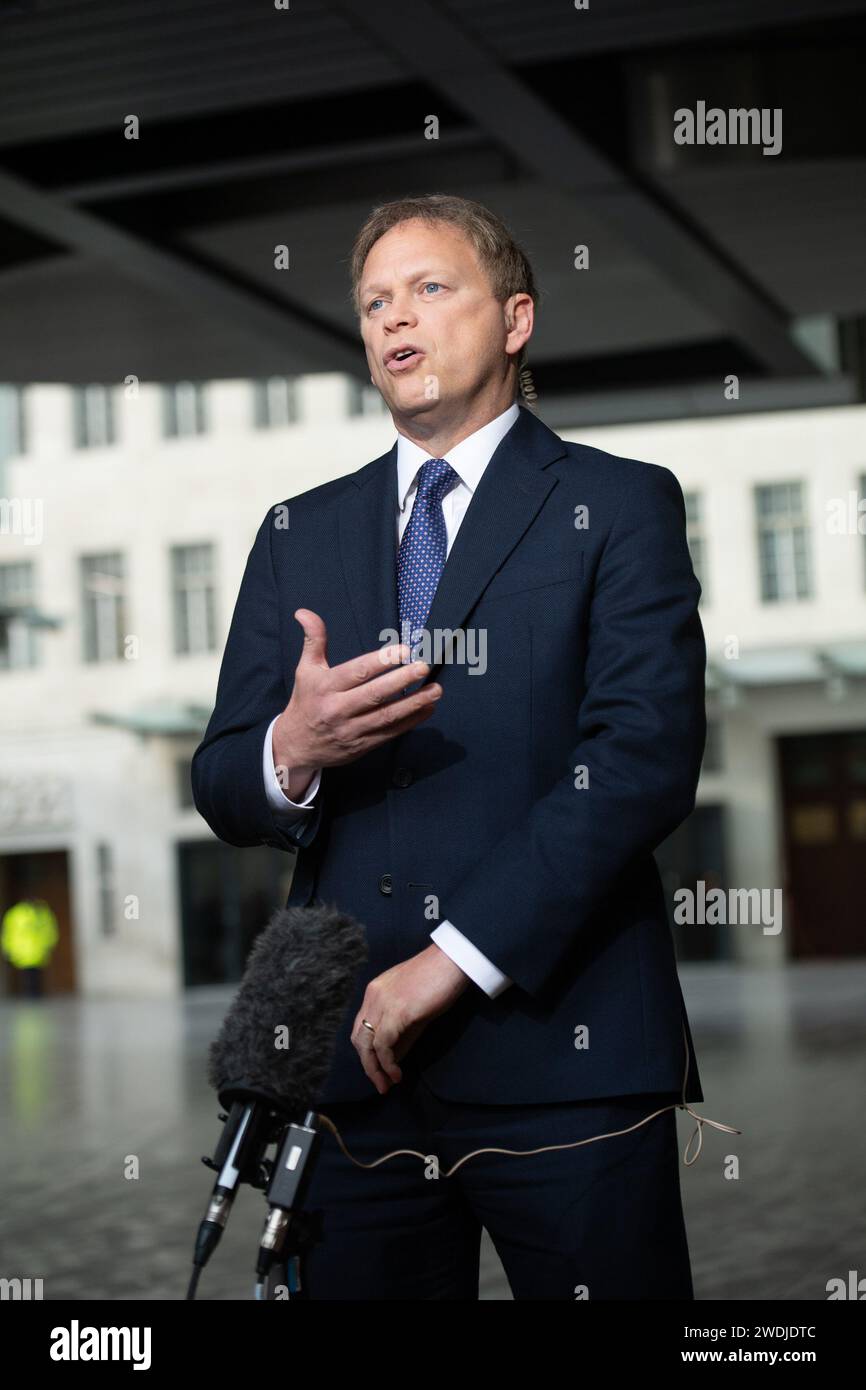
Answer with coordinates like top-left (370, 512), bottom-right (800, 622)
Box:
top-left (386, 389), bottom-right (444, 419)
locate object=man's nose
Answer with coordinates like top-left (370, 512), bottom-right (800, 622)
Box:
top-left (383, 295), bottom-right (417, 332)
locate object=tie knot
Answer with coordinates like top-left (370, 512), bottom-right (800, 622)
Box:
top-left (416, 456), bottom-right (458, 502)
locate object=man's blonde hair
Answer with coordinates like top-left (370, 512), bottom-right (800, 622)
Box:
top-left (348, 193), bottom-right (540, 372)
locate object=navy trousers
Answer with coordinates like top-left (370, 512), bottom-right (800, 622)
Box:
top-left (299, 1066), bottom-right (695, 1300)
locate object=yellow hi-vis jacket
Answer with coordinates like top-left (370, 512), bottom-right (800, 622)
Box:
top-left (1, 899), bottom-right (59, 969)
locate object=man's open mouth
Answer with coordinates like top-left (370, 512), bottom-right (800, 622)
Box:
top-left (386, 347), bottom-right (425, 372)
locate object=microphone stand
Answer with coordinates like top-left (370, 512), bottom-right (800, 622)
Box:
top-left (190, 1099), bottom-right (284, 1298)
top-left (254, 1110), bottom-right (323, 1300)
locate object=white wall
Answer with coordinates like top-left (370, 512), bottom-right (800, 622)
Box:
top-left (1, 386), bottom-right (863, 993)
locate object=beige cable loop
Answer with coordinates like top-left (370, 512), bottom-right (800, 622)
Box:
top-left (315, 1019), bottom-right (740, 1176)
top-left (518, 365), bottom-right (538, 408)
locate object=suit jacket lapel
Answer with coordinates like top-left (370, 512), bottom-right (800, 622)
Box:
top-left (423, 408), bottom-right (565, 677)
top-left (338, 406), bottom-right (568, 676)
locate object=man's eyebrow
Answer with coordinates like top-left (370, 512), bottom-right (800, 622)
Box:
top-left (359, 267), bottom-right (446, 300)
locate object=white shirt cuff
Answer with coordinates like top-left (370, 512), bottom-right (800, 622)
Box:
top-left (430, 920), bottom-right (512, 998)
top-left (263, 715), bottom-right (321, 817)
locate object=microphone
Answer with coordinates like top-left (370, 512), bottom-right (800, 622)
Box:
top-left (188, 902), bottom-right (368, 1295)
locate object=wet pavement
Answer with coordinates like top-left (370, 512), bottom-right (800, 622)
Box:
top-left (1, 963), bottom-right (863, 1301)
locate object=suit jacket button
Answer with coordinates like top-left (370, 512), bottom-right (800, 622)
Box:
top-left (392, 767), bottom-right (413, 787)
top-left (379, 873), bottom-right (393, 895)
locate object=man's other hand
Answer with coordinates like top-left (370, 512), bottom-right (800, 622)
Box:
top-left (351, 943), bottom-right (471, 1094)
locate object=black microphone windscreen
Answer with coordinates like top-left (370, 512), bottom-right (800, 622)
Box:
top-left (207, 902), bottom-right (368, 1115)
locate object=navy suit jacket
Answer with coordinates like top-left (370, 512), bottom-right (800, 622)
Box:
top-left (191, 404), bottom-right (706, 1107)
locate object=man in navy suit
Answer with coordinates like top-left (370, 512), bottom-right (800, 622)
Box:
top-left (191, 194), bottom-right (707, 1300)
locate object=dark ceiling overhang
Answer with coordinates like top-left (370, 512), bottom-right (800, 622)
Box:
top-left (0, 0), bottom-right (864, 414)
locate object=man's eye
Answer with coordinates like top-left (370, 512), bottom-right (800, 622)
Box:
top-left (422, 282), bottom-right (441, 295)
top-left (367, 298), bottom-right (384, 313)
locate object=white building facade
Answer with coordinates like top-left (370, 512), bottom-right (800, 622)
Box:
top-left (1, 379), bottom-right (863, 996)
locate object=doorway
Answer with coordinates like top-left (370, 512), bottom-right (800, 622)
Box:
top-left (177, 839), bottom-right (293, 986)
top-left (0, 849), bottom-right (76, 996)
top-left (778, 730), bottom-right (866, 957)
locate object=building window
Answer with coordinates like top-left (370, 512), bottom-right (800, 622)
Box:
top-left (683, 490), bottom-right (707, 601)
top-left (702, 719), bottom-right (724, 773)
top-left (96, 842), bottom-right (116, 937)
top-left (655, 804), bottom-right (729, 962)
top-left (252, 377), bottom-right (299, 428)
top-left (72, 384), bottom-right (116, 448)
top-left (346, 379), bottom-right (387, 417)
top-left (755, 482), bottom-right (812, 602)
top-left (0, 385), bottom-right (26, 462)
top-left (0, 561), bottom-right (38, 670)
top-left (162, 382), bottom-right (207, 438)
top-left (171, 543), bottom-right (216, 654)
top-left (175, 757), bottom-right (195, 808)
top-left (81, 553), bottom-right (126, 661)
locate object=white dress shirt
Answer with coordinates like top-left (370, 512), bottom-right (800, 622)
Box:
top-left (262, 400), bottom-right (520, 998)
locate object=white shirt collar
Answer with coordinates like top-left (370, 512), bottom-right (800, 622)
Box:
top-left (396, 401), bottom-right (521, 511)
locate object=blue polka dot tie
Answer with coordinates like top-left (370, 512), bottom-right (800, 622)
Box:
top-left (397, 456), bottom-right (460, 659)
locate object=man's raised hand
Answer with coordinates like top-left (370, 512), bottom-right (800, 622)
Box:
top-left (272, 608), bottom-right (442, 794)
